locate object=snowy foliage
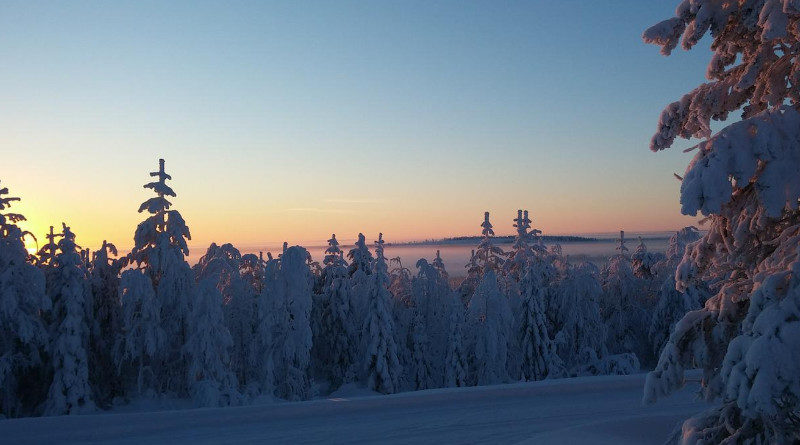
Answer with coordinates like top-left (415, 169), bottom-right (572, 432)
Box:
top-left (465, 270), bottom-right (512, 386)
top-left (271, 246), bottom-right (313, 401)
top-left (517, 265), bottom-right (563, 381)
top-left (312, 239), bottom-right (355, 391)
top-left (474, 212), bottom-right (505, 273)
top-left (185, 275), bottom-right (239, 407)
top-left (600, 254), bottom-right (651, 368)
top-left (126, 159), bottom-right (194, 395)
top-left (548, 262), bottom-right (607, 374)
top-left (0, 183), bottom-right (50, 417)
top-left (360, 234), bottom-right (402, 394)
top-left (45, 224), bottom-right (95, 415)
top-left (88, 240), bottom-right (122, 406)
top-left (643, 4), bottom-right (800, 442)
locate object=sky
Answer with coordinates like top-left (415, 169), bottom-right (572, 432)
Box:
top-left (0, 1), bottom-right (715, 252)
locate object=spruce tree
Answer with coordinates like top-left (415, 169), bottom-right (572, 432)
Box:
top-left (361, 233), bottom-right (401, 394)
top-left (88, 240), bottom-right (122, 407)
top-left (44, 224), bottom-right (94, 415)
top-left (643, 5), bottom-right (800, 441)
top-left (0, 182), bottom-right (50, 417)
top-left (122, 158), bottom-right (193, 395)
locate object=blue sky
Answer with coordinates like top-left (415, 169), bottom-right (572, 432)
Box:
top-left (0, 1), bottom-right (713, 248)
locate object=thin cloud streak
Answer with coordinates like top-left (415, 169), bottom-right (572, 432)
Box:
top-left (284, 207), bottom-right (355, 214)
top-left (323, 198), bottom-right (384, 204)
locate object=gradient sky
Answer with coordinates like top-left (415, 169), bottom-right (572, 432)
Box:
top-left (1, 1), bottom-right (712, 252)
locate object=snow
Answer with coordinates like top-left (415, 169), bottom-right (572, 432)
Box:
top-left (0, 372), bottom-right (708, 445)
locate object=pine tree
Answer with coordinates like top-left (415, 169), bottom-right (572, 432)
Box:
top-left (360, 234), bottom-right (401, 394)
top-left (125, 158), bottom-right (194, 395)
top-left (45, 223), bottom-right (94, 415)
top-left (643, 5), bottom-right (800, 441)
top-left (0, 182), bottom-right (50, 417)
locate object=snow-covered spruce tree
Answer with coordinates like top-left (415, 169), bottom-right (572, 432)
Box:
top-left (312, 244), bottom-right (355, 392)
top-left (432, 250), bottom-right (447, 280)
top-left (409, 258), bottom-right (451, 388)
top-left (408, 310), bottom-right (433, 390)
top-left (185, 273), bottom-right (239, 407)
top-left (272, 246), bottom-right (314, 401)
top-left (518, 264), bottom-right (563, 381)
top-left (615, 230), bottom-right (629, 256)
top-left (117, 267), bottom-right (165, 397)
top-left (505, 210), bottom-right (545, 280)
top-left (347, 233), bottom-right (373, 344)
top-left (631, 237), bottom-right (665, 280)
top-left (0, 183), bottom-right (50, 417)
top-left (648, 227), bottom-right (710, 359)
top-left (45, 223), bottom-right (94, 415)
top-left (360, 234), bottom-right (402, 394)
top-left (443, 291), bottom-right (468, 388)
top-left (457, 249), bottom-right (482, 306)
top-left (457, 212), bottom-right (505, 306)
top-left (347, 233), bottom-right (374, 277)
top-left (600, 248), bottom-right (651, 368)
top-left (475, 212), bottom-right (505, 273)
top-left (36, 226), bottom-right (59, 268)
top-left (88, 240), bottom-right (122, 407)
top-left (548, 262), bottom-right (608, 374)
top-left (643, 4), bottom-right (800, 442)
top-left (193, 243), bottom-right (256, 394)
top-left (465, 270), bottom-right (512, 386)
top-left (125, 158), bottom-right (194, 395)
top-left (253, 255), bottom-right (281, 397)
top-left (387, 256), bottom-right (413, 388)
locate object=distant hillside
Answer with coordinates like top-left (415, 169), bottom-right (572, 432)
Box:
top-left (389, 234), bottom-right (599, 246)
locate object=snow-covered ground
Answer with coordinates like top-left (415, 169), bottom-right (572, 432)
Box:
top-left (1, 372), bottom-right (708, 444)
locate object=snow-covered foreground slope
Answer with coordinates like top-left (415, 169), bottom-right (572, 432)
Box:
top-left (1, 372), bottom-right (707, 445)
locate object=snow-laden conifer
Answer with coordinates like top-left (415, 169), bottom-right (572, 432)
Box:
top-left (88, 240), bottom-right (122, 406)
top-left (0, 183), bottom-right (50, 417)
top-left (45, 224), bottom-right (94, 415)
top-left (443, 291), bottom-right (467, 388)
top-left (194, 243), bottom-right (255, 393)
top-left (125, 159), bottom-right (194, 394)
top-left (411, 258), bottom-right (452, 387)
top-left (185, 273), bottom-right (239, 407)
top-left (360, 234), bottom-right (401, 394)
top-left (272, 246), bottom-right (313, 401)
top-left (465, 270), bottom-right (511, 386)
top-left (313, 242), bottom-right (355, 391)
top-left (518, 264), bottom-right (563, 381)
top-left (643, 6), bottom-right (800, 441)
